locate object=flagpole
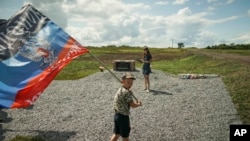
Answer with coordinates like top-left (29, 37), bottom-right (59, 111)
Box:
top-left (88, 52), bottom-right (121, 83)
top-left (88, 52), bottom-right (138, 101)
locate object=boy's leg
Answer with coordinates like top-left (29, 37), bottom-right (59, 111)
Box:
top-left (122, 137), bottom-right (129, 141)
top-left (112, 113), bottom-right (130, 141)
top-left (120, 115), bottom-right (131, 139)
top-left (111, 114), bottom-right (120, 141)
top-left (110, 134), bottom-right (120, 141)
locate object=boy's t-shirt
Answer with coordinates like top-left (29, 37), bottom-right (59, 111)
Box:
top-left (113, 87), bottom-right (133, 115)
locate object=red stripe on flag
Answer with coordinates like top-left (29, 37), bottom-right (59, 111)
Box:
top-left (11, 38), bottom-right (88, 108)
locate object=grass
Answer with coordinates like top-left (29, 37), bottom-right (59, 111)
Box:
top-left (204, 49), bottom-right (250, 56)
top-left (56, 59), bottom-right (100, 80)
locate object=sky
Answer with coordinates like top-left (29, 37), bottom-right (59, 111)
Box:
top-left (0, 0), bottom-right (249, 48)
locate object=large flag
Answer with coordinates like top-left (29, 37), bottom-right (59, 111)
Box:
top-left (0, 4), bottom-right (89, 108)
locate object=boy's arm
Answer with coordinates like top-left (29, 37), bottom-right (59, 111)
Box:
top-left (128, 90), bottom-right (142, 108)
top-left (130, 100), bottom-right (142, 108)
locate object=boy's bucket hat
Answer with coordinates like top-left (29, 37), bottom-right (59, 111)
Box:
top-left (123, 72), bottom-right (136, 80)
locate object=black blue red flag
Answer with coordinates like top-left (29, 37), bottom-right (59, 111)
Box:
top-left (0, 4), bottom-right (89, 108)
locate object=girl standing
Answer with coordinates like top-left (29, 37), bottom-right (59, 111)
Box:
top-left (142, 46), bottom-right (152, 92)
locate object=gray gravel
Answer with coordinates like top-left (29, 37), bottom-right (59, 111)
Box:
top-left (1, 69), bottom-right (241, 141)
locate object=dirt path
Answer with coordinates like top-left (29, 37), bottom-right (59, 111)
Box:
top-left (190, 50), bottom-right (250, 65)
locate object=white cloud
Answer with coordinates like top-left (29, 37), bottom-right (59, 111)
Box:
top-left (230, 33), bottom-right (250, 44)
top-left (173, 0), bottom-right (188, 5)
top-left (208, 16), bottom-right (238, 25)
top-left (193, 31), bottom-right (217, 47)
top-left (63, 2), bottom-right (214, 47)
top-left (26, 0), bottom-right (67, 29)
top-left (207, 6), bottom-right (215, 11)
top-left (177, 7), bottom-right (192, 16)
top-left (226, 0), bottom-right (234, 4)
top-left (155, 1), bottom-right (169, 5)
top-left (207, 0), bottom-right (218, 3)
top-left (208, 0), bottom-right (234, 5)
top-left (20, 0), bottom-right (247, 48)
top-left (61, 0), bottom-right (144, 46)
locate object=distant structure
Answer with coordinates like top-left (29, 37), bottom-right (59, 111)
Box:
top-left (178, 42), bottom-right (185, 48)
top-left (172, 39), bottom-right (174, 48)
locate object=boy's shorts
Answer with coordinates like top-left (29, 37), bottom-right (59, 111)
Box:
top-left (113, 113), bottom-right (131, 138)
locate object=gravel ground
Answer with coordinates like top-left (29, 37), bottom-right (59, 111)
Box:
top-left (1, 69), bottom-right (241, 141)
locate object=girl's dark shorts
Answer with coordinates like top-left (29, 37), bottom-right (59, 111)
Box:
top-left (142, 64), bottom-right (151, 75)
top-left (143, 69), bottom-right (151, 75)
top-left (113, 113), bottom-right (131, 138)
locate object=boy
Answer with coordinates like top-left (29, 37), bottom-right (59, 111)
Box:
top-left (110, 72), bottom-right (142, 141)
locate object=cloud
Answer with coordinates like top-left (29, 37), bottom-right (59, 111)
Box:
top-left (226, 0), bottom-right (234, 4)
top-left (207, 0), bottom-right (234, 5)
top-left (46, 1), bottom-right (211, 47)
top-left (163, 7), bottom-right (210, 46)
top-left (173, 0), bottom-right (188, 5)
top-left (230, 33), bottom-right (250, 44)
top-left (207, 0), bottom-right (218, 3)
top-left (155, 1), bottom-right (169, 5)
top-left (19, 0), bottom-right (246, 48)
top-left (61, 0), bottom-right (144, 46)
top-left (177, 7), bottom-right (192, 16)
top-left (193, 31), bottom-right (218, 47)
top-left (248, 9), bottom-right (250, 16)
top-left (26, 0), bottom-right (67, 29)
top-left (207, 6), bottom-right (215, 11)
top-left (208, 16), bottom-right (238, 25)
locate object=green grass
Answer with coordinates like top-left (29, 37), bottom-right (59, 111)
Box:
top-left (56, 60), bottom-right (100, 80)
top-left (153, 54), bottom-right (241, 75)
top-left (204, 49), bottom-right (250, 56)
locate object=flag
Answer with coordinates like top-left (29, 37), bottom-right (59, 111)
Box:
top-left (0, 4), bottom-right (89, 108)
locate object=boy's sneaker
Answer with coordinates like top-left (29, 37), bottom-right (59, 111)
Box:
top-left (146, 89), bottom-right (150, 92)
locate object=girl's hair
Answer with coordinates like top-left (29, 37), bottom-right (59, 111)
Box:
top-left (143, 46), bottom-right (151, 56)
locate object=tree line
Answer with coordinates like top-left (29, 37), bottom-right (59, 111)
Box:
top-left (206, 43), bottom-right (250, 50)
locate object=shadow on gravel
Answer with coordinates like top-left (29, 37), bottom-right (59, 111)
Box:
top-left (1, 110), bottom-right (12, 141)
top-left (24, 105), bottom-right (34, 110)
top-left (1, 129), bottom-right (77, 141)
top-left (0, 124), bottom-right (5, 141)
top-left (34, 130), bottom-right (77, 141)
top-left (150, 89), bottom-right (173, 95)
top-left (0, 110), bottom-right (12, 123)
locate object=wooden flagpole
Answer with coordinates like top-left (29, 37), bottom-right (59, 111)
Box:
top-left (88, 52), bottom-right (138, 101)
